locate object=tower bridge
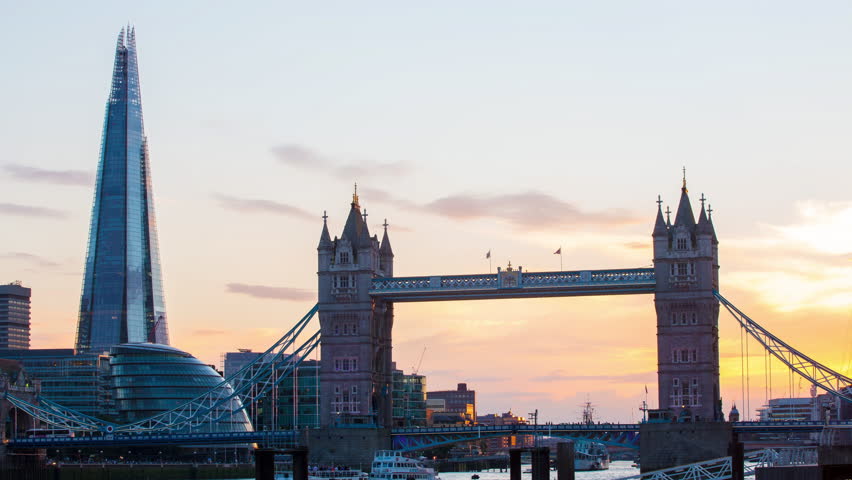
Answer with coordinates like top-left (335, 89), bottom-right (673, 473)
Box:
top-left (317, 179), bottom-right (722, 428)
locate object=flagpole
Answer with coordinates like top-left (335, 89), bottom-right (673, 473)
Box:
top-left (560, 250), bottom-right (563, 271)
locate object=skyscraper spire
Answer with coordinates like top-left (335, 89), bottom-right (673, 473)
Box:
top-left (76, 27), bottom-right (168, 353)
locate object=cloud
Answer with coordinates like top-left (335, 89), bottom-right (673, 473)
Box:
top-left (226, 283), bottom-right (315, 301)
top-left (623, 241), bottom-right (648, 250)
top-left (531, 371), bottom-right (656, 383)
top-left (271, 144), bottom-right (411, 179)
top-left (3, 164), bottom-right (93, 186)
top-left (0, 252), bottom-right (60, 268)
top-left (424, 192), bottom-right (640, 229)
top-left (772, 201), bottom-right (852, 256)
top-left (359, 187), bottom-right (641, 231)
top-left (0, 202), bottom-right (67, 219)
top-left (213, 194), bottom-right (315, 220)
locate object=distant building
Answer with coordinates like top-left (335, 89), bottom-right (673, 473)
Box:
top-left (728, 403), bottom-right (740, 422)
top-left (476, 410), bottom-right (532, 452)
top-left (223, 350), bottom-right (321, 430)
top-left (223, 349), bottom-right (268, 378)
top-left (428, 383), bottom-right (476, 424)
top-left (0, 348), bottom-right (112, 417)
top-left (0, 282), bottom-right (31, 349)
top-left (392, 363), bottom-right (426, 427)
top-left (757, 397), bottom-right (815, 422)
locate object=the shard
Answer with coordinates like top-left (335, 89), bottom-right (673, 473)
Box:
top-left (76, 27), bottom-right (168, 353)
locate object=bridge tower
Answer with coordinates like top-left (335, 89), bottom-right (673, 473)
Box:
top-left (316, 188), bottom-right (395, 428)
top-left (652, 177), bottom-right (721, 422)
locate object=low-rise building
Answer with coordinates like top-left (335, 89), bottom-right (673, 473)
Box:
top-left (476, 410), bottom-right (532, 452)
top-left (428, 383), bottom-right (476, 424)
top-left (0, 348), bottom-right (112, 417)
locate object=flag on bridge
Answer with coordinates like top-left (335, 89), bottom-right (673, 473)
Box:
top-left (554, 247), bottom-right (561, 255)
top-left (486, 250), bottom-right (491, 259)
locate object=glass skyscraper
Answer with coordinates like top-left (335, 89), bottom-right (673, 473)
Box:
top-left (76, 27), bottom-right (168, 353)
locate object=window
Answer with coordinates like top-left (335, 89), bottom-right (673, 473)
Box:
top-left (680, 313), bottom-right (687, 325)
top-left (677, 238), bottom-right (687, 250)
top-left (333, 324), bottom-right (340, 335)
top-left (334, 357), bottom-right (358, 372)
top-left (672, 350), bottom-right (679, 363)
top-left (671, 312), bottom-right (677, 325)
top-left (343, 324), bottom-right (349, 335)
top-left (339, 251), bottom-right (350, 264)
top-left (690, 313), bottom-right (697, 325)
top-left (680, 350), bottom-right (688, 363)
top-left (677, 263), bottom-right (688, 276)
top-left (691, 350), bottom-right (697, 362)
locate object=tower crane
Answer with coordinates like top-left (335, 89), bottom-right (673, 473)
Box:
top-left (412, 347), bottom-right (427, 375)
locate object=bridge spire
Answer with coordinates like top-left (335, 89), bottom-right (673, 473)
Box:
top-left (318, 210), bottom-right (332, 248)
top-left (653, 195), bottom-right (668, 236)
top-left (674, 178), bottom-right (696, 228)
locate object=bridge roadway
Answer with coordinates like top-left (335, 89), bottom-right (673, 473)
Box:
top-left (369, 268), bottom-right (656, 301)
top-left (8, 420), bottom-right (848, 450)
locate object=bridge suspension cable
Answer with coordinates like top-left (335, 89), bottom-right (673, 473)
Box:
top-left (5, 304), bottom-right (321, 434)
top-left (715, 291), bottom-right (852, 404)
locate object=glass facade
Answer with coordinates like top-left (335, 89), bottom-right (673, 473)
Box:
top-left (392, 367), bottom-right (427, 427)
top-left (0, 349), bottom-right (113, 417)
top-left (76, 27), bottom-right (168, 353)
top-left (109, 343), bottom-right (251, 432)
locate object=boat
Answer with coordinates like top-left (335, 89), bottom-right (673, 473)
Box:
top-left (574, 441), bottom-right (610, 471)
top-left (369, 450), bottom-right (440, 480)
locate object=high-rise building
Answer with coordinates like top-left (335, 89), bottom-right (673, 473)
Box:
top-left (76, 27), bottom-right (168, 353)
top-left (0, 282), bottom-right (31, 349)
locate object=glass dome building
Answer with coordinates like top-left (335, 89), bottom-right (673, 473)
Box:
top-left (109, 343), bottom-right (252, 432)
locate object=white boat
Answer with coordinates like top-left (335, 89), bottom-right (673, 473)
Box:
top-left (369, 450), bottom-right (440, 480)
top-left (574, 441), bottom-right (610, 471)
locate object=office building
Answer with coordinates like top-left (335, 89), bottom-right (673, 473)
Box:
top-left (76, 26), bottom-right (169, 353)
top-left (0, 348), bottom-right (112, 417)
top-left (0, 282), bottom-right (30, 349)
top-left (392, 363), bottom-right (426, 427)
top-left (223, 350), bottom-right (321, 430)
top-left (428, 383), bottom-right (476, 423)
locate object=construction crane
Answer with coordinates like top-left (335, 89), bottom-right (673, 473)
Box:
top-left (412, 347), bottom-right (427, 375)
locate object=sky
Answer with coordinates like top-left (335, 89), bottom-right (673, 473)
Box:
top-left (1, 1), bottom-right (851, 423)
